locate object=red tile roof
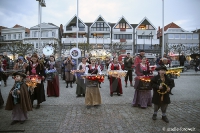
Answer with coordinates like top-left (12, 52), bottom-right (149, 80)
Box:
top-left (157, 22), bottom-right (181, 37)
top-left (13, 24), bottom-right (24, 28)
top-left (0, 26), bottom-right (7, 31)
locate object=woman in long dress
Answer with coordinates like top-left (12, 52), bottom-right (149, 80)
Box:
top-left (107, 57), bottom-right (123, 96)
top-left (46, 55), bottom-right (59, 97)
top-left (26, 53), bottom-right (46, 109)
top-left (132, 56), bottom-right (152, 108)
top-left (64, 55), bottom-right (75, 88)
top-left (84, 57), bottom-right (102, 109)
top-left (76, 57), bottom-right (89, 97)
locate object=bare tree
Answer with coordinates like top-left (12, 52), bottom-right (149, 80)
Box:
top-left (106, 41), bottom-right (127, 56)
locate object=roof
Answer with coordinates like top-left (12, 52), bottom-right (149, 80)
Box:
top-left (157, 22), bottom-right (181, 37)
top-left (13, 24), bottom-right (24, 28)
top-left (0, 26), bottom-right (7, 31)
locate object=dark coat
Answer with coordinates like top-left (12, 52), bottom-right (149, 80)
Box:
top-left (179, 55), bottom-right (186, 63)
top-left (124, 56), bottom-right (133, 70)
top-left (150, 74), bottom-right (174, 104)
top-left (5, 83), bottom-right (32, 111)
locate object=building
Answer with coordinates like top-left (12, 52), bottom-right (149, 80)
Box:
top-left (135, 17), bottom-right (159, 54)
top-left (24, 23), bottom-right (61, 56)
top-left (61, 15), bottom-right (159, 58)
top-left (157, 22), bottom-right (199, 56)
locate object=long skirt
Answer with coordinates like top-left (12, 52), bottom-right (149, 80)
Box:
top-left (109, 77), bottom-right (122, 95)
top-left (30, 82), bottom-right (46, 104)
top-left (85, 87), bottom-right (101, 106)
top-left (47, 75), bottom-right (59, 97)
top-left (132, 89), bottom-right (152, 108)
top-left (12, 104), bottom-right (28, 121)
top-left (76, 78), bottom-right (85, 95)
top-left (0, 88), bottom-right (4, 106)
top-left (65, 71), bottom-right (74, 82)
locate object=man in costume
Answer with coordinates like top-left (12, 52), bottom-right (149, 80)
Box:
top-left (124, 53), bottom-right (134, 87)
top-left (150, 66), bottom-right (174, 123)
top-left (5, 72), bottom-right (32, 125)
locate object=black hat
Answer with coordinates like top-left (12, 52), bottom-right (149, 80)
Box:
top-left (127, 53), bottom-right (130, 54)
top-left (12, 72), bottom-right (27, 78)
top-left (156, 65), bottom-right (168, 71)
top-left (140, 50), bottom-right (145, 52)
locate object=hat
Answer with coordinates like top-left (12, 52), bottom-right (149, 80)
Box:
top-left (12, 72), bottom-right (27, 78)
top-left (140, 50), bottom-right (145, 52)
top-left (156, 65), bottom-right (168, 71)
top-left (31, 53), bottom-right (39, 58)
top-left (127, 53), bottom-right (130, 54)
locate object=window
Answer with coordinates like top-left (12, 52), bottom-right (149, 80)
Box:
top-left (138, 35), bottom-right (152, 39)
top-left (34, 31), bottom-right (37, 37)
top-left (18, 34), bottom-right (22, 39)
top-left (52, 32), bottom-right (55, 37)
top-left (193, 34), bottom-right (198, 39)
top-left (13, 34), bottom-right (16, 39)
top-left (36, 43), bottom-right (38, 48)
top-left (174, 34), bottom-right (180, 39)
top-left (46, 31), bottom-right (48, 37)
top-left (181, 34), bottom-right (186, 39)
top-left (115, 23), bottom-right (131, 29)
top-left (8, 34), bottom-right (11, 40)
top-left (3, 35), bottom-right (6, 40)
top-left (168, 34), bottom-right (174, 39)
top-left (91, 22), bottom-right (110, 31)
top-left (114, 34), bottom-right (132, 39)
top-left (187, 34), bottom-right (192, 39)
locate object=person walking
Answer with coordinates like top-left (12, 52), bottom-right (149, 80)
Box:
top-left (46, 55), bottom-right (59, 97)
top-left (179, 53), bottom-right (186, 66)
top-left (124, 53), bottom-right (134, 87)
top-left (26, 53), bottom-right (46, 109)
top-left (132, 56), bottom-right (152, 108)
top-left (108, 57), bottom-right (123, 96)
top-left (194, 55), bottom-right (200, 72)
top-left (150, 66), bottom-right (174, 123)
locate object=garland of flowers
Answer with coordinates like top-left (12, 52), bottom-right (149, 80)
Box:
top-left (157, 82), bottom-right (168, 94)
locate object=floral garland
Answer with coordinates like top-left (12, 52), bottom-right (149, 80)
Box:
top-left (157, 82), bottom-right (168, 94)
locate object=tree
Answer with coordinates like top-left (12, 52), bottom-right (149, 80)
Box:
top-left (78, 43), bottom-right (93, 56)
top-left (105, 41), bottom-right (127, 56)
top-left (5, 42), bottom-right (34, 59)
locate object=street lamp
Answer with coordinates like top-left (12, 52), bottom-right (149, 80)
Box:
top-left (36, 0), bottom-right (46, 55)
top-left (162, 0), bottom-right (165, 57)
top-left (149, 31), bottom-right (152, 49)
top-left (142, 32), bottom-right (145, 51)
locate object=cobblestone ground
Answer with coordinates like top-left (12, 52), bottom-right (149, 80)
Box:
top-left (0, 71), bottom-right (200, 133)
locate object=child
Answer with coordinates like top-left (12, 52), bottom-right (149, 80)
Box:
top-left (150, 66), bottom-right (174, 123)
top-left (5, 72), bottom-right (32, 125)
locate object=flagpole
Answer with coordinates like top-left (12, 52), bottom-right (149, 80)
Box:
top-left (76, 0), bottom-right (79, 66)
top-left (162, 0), bottom-right (165, 58)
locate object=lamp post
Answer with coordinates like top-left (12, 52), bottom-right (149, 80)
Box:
top-left (142, 32), bottom-right (145, 51)
top-left (36, 0), bottom-right (46, 55)
top-left (162, 0), bottom-right (165, 58)
top-left (149, 32), bottom-right (152, 50)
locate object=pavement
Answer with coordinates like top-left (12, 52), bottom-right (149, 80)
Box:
top-left (0, 69), bottom-right (200, 133)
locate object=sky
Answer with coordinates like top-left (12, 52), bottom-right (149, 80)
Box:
top-left (0, 0), bottom-right (200, 31)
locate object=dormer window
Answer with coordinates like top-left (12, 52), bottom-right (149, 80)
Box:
top-left (115, 23), bottom-right (131, 29)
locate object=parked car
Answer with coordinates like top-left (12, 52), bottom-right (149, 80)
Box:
top-left (170, 60), bottom-right (191, 71)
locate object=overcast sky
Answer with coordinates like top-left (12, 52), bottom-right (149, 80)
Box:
top-left (0, 0), bottom-right (199, 31)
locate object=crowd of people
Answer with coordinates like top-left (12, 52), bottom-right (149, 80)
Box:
top-left (0, 50), bottom-right (199, 125)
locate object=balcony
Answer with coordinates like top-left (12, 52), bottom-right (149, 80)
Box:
top-left (120, 28), bottom-right (126, 31)
top-left (65, 27), bottom-right (86, 33)
top-left (89, 38), bottom-right (111, 44)
top-left (120, 39), bottom-right (126, 42)
top-left (62, 37), bottom-right (87, 44)
top-left (136, 39), bottom-right (159, 44)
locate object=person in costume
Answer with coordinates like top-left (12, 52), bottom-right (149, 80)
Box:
top-left (76, 57), bottom-right (89, 97)
top-left (0, 54), bottom-right (9, 87)
top-left (132, 56), bottom-right (152, 108)
top-left (107, 57), bottom-right (123, 97)
top-left (124, 53), bottom-right (134, 87)
top-left (64, 55), bottom-right (76, 88)
top-left (46, 55), bottom-right (59, 97)
top-left (26, 53), bottom-right (46, 109)
top-left (5, 72), bottom-right (32, 125)
top-left (150, 66), bottom-right (174, 123)
top-left (13, 55), bottom-right (28, 72)
top-left (84, 57), bottom-right (103, 109)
